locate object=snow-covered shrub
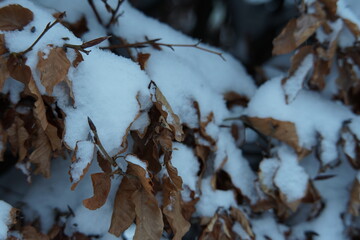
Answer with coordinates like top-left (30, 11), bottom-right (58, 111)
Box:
top-left (0, 0), bottom-right (360, 239)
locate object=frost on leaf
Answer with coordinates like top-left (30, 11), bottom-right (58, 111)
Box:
top-left (83, 172), bottom-right (111, 210)
top-left (273, 14), bottom-right (323, 55)
top-left (0, 4), bottom-right (33, 31)
top-left (37, 47), bottom-right (71, 95)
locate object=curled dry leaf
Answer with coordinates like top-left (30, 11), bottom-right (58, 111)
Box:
top-left (0, 56), bottom-right (9, 93)
top-left (29, 126), bottom-right (52, 178)
top-left (230, 207), bottom-right (255, 239)
top-left (199, 213), bottom-right (234, 240)
top-left (0, 4), bottom-right (34, 31)
top-left (83, 173), bottom-right (111, 210)
top-left (224, 91), bottom-right (249, 108)
top-left (70, 141), bottom-right (95, 190)
top-left (22, 226), bottom-right (49, 240)
top-left (0, 34), bottom-right (7, 55)
top-left (137, 52), bottom-right (151, 70)
top-left (132, 186), bottom-right (164, 240)
top-left (37, 47), bottom-right (71, 95)
top-left (349, 176), bottom-right (360, 216)
top-left (242, 116), bottom-right (310, 157)
top-left (343, 19), bottom-right (360, 38)
top-left (163, 177), bottom-right (190, 240)
top-left (273, 14), bottom-right (323, 55)
top-left (108, 174), bottom-right (138, 237)
top-left (318, 0), bottom-right (338, 19)
top-left (150, 82), bottom-right (184, 141)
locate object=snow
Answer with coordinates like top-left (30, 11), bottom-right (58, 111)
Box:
top-left (171, 142), bottom-right (199, 191)
top-left (283, 54), bottom-right (313, 103)
top-left (196, 177), bottom-right (237, 217)
top-left (251, 212), bottom-right (287, 240)
top-left (259, 158), bottom-right (280, 191)
top-left (69, 141), bottom-right (95, 183)
top-left (215, 129), bottom-right (258, 202)
top-left (274, 145), bottom-right (309, 202)
top-left (246, 77), bottom-right (355, 165)
top-left (0, 200), bottom-right (13, 240)
top-left (290, 158), bottom-right (356, 240)
top-left (63, 48), bottom-right (150, 155)
top-left (126, 154), bottom-right (147, 171)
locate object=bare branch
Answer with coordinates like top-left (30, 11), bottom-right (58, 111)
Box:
top-left (88, 0), bottom-right (103, 25)
top-left (101, 37), bottom-right (226, 61)
top-left (20, 13), bottom-right (65, 55)
top-left (105, 0), bottom-right (124, 28)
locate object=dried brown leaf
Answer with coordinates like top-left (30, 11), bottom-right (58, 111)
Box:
top-left (83, 173), bottom-right (111, 210)
top-left (22, 226), bottom-right (49, 240)
top-left (0, 34), bottom-right (7, 55)
top-left (37, 47), bottom-right (71, 95)
top-left (132, 185), bottom-right (164, 240)
top-left (7, 53), bottom-right (32, 84)
top-left (343, 18), bottom-right (360, 38)
top-left (349, 177), bottom-right (360, 216)
top-left (127, 160), bottom-right (153, 194)
top-left (242, 116), bottom-right (310, 157)
top-left (60, 16), bottom-right (89, 38)
top-left (230, 207), bottom-right (255, 239)
top-left (318, 0), bottom-right (338, 19)
top-left (0, 56), bottom-right (9, 91)
top-left (137, 53), bottom-right (151, 70)
top-left (72, 49), bottom-right (84, 68)
top-left (273, 15), bottom-right (322, 55)
top-left (163, 177), bottom-right (190, 240)
top-left (29, 126), bottom-right (52, 177)
top-left (97, 151), bottom-right (112, 174)
top-left (165, 158), bottom-right (183, 191)
top-left (70, 142), bottom-right (94, 190)
top-left (81, 36), bottom-right (110, 49)
top-left (108, 175), bottom-right (138, 237)
top-left (224, 91), bottom-right (249, 108)
top-left (151, 83), bottom-right (184, 141)
top-left (0, 4), bottom-right (34, 31)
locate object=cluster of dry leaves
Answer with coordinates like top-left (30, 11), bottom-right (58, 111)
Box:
top-left (2, 0), bottom-right (360, 239)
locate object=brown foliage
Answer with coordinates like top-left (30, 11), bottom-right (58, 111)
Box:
top-left (0, 4), bottom-right (33, 31)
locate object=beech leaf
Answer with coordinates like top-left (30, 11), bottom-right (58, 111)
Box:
top-left (349, 177), bottom-right (360, 216)
top-left (0, 34), bottom-right (7, 55)
top-left (0, 4), bottom-right (34, 31)
top-left (242, 116), bottom-right (310, 157)
top-left (0, 56), bottom-right (9, 91)
top-left (83, 173), bottom-right (111, 210)
top-left (108, 175), bottom-right (138, 237)
top-left (273, 14), bottom-right (322, 55)
top-left (37, 47), bottom-right (71, 95)
top-left (132, 186), bottom-right (164, 240)
top-left (163, 177), bottom-right (190, 240)
top-left (29, 126), bottom-right (52, 178)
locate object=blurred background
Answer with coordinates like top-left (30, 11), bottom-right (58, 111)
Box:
top-left (129, 0), bottom-right (298, 75)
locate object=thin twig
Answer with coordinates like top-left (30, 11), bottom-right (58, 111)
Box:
top-left (88, 0), bottom-right (103, 25)
top-left (105, 0), bottom-right (124, 28)
top-left (20, 13), bottom-right (65, 55)
top-left (87, 117), bottom-right (122, 171)
top-left (101, 38), bottom-right (225, 60)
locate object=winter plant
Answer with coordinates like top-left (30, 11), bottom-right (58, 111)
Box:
top-left (0, 0), bottom-right (360, 239)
